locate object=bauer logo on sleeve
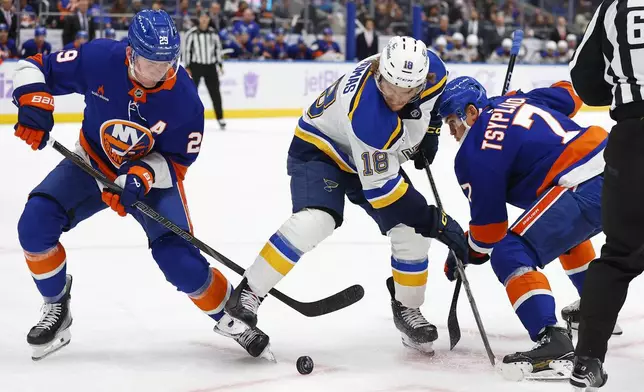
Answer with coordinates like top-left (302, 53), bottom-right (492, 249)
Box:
top-left (99, 119), bottom-right (155, 168)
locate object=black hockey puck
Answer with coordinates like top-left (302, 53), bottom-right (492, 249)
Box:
top-left (296, 356), bottom-right (314, 375)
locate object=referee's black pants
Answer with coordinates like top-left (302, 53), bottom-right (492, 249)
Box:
top-left (191, 63), bottom-right (224, 120)
top-left (577, 118), bottom-right (644, 362)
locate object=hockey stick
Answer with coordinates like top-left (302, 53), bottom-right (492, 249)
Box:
top-left (46, 137), bottom-right (364, 317)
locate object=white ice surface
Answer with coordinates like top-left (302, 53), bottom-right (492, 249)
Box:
top-left (1, 112), bottom-right (642, 392)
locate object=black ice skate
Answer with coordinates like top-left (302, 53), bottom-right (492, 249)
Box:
top-left (386, 277), bottom-right (437, 355)
top-left (214, 313), bottom-right (274, 361)
top-left (570, 356), bottom-right (608, 391)
top-left (27, 274), bottom-right (73, 361)
top-left (224, 277), bottom-right (264, 328)
top-left (562, 299), bottom-right (623, 335)
top-left (501, 326), bottom-right (574, 381)
top-left (218, 119), bottom-right (227, 130)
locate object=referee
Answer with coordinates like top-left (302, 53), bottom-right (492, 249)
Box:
top-left (569, 0), bottom-right (644, 389)
top-left (184, 12), bottom-right (226, 130)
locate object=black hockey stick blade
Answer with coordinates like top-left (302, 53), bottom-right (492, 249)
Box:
top-left (270, 284), bottom-right (365, 317)
top-left (447, 277), bottom-right (462, 350)
top-left (47, 138), bottom-right (364, 317)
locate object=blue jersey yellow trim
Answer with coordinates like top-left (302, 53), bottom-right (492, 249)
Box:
top-left (364, 174), bottom-right (409, 209)
top-left (294, 118), bottom-right (357, 173)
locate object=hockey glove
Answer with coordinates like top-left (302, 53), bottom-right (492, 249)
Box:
top-left (412, 124), bottom-right (440, 169)
top-left (444, 232), bottom-right (490, 281)
top-left (13, 84), bottom-right (55, 151)
top-left (102, 161), bottom-right (155, 217)
top-left (425, 206), bottom-right (469, 265)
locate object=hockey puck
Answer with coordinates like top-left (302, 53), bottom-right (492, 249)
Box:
top-left (296, 356), bottom-right (314, 375)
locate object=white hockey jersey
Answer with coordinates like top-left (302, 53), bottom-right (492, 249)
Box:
top-left (289, 50), bottom-right (447, 217)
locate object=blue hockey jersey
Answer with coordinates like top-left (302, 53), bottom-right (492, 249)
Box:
top-left (20, 39), bottom-right (52, 58)
top-left (455, 81), bottom-right (608, 253)
top-left (13, 39), bottom-right (204, 187)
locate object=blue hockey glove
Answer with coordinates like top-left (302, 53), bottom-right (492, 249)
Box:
top-left (13, 84), bottom-right (55, 151)
top-left (413, 124), bottom-right (440, 169)
top-left (444, 232), bottom-right (490, 281)
top-left (425, 206), bottom-right (469, 264)
top-left (102, 161), bottom-right (155, 216)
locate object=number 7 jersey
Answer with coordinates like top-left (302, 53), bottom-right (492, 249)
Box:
top-left (289, 52), bottom-right (447, 213)
top-left (455, 81), bottom-right (608, 254)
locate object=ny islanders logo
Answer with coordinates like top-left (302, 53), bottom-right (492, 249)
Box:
top-left (100, 119), bottom-right (154, 168)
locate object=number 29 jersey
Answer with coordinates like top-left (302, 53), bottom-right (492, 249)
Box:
top-left (288, 52), bottom-right (447, 213)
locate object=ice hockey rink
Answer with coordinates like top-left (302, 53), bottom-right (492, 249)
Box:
top-left (0, 111), bottom-right (641, 392)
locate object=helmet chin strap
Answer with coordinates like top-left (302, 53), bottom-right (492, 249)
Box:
top-left (458, 108), bottom-right (481, 144)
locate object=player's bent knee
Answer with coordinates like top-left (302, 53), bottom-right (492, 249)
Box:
top-left (388, 224), bottom-right (430, 261)
top-left (490, 234), bottom-right (539, 284)
top-left (151, 234), bottom-right (211, 294)
top-left (18, 196), bottom-right (68, 252)
top-left (279, 208), bottom-right (335, 253)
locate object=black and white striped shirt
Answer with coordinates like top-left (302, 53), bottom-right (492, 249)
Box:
top-left (570, 0), bottom-right (644, 120)
top-left (183, 26), bottom-right (223, 68)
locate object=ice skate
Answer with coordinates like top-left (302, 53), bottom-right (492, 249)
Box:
top-left (27, 274), bottom-right (73, 361)
top-left (562, 299), bottom-right (622, 335)
top-left (224, 277), bottom-right (264, 328)
top-left (214, 313), bottom-right (274, 361)
top-left (218, 119), bottom-right (227, 130)
top-left (569, 356), bottom-right (607, 391)
top-left (501, 326), bottom-right (574, 381)
top-left (386, 277), bottom-right (437, 355)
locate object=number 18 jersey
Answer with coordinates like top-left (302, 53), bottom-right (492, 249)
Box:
top-left (288, 52), bottom-right (447, 215)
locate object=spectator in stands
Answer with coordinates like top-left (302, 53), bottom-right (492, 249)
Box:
top-left (448, 0), bottom-right (466, 26)
top-left (220, 28), bottom-right (242, 58)
top-left (209, 2), bottom-right (227, 31)
top-left (109, 0), bottom-right (128, 29)
top-left (427, 15), bottom-right (452, 46)
top-left (481, 12), bottom-right (510, 58)
top-left (461, 9), bottom-right (481, 38)
top-left (488, 37), bottom-right (512, 64)
top-left (273, 0), bottom-right (290, 19)
top-left (105, 27), bottom-right (116, 39)
top-left (129, 0), bottom-right (144, 16)
top-left (311, 27), bottom-right (341, 59)
top-left (177, 0), bottom-right (196, 31)
top-left (549, 16), bottom-right (570, 43)
top-left (502, 0), bottom-right (521, 25)
top-left (445, 32), bottom-right (471, 62)
top-left (288, 36), bottom-right (312, 60)
top-left (20, 0), bottom-right (37, 28)
top-left (273, 28), bottom-right (289, 59)
top-left (425, 2), bottom-right (440, 24)
top-left (234, 1), bottom-right (249, 17)
top-left (224, 0), bottom-right (240, 16)
top-left (356, 18), bottom-right (378, 61)
top-left (539, 40), bottom-right (558, 64)
top-left (0, 0), bottom-right (17, 40)
top-left (235, 28), bottom-right (254, 59)
top-left (556, 40), bottom-right (570, 64)
top-left (63, 30), bottom-right (88, 50)
top-left (375, 3), bottom-right (392, 33)
top-left (20, 26), bottom-right (51, 58)
top-left (0, 22), bottom-right (17, 61)
top-left (432, 35), bottom-right (447, 58)
top-left (152, 1), bottom-right (164, 11)
top-left (566, 33), bottom-right (577, 59)
top-left (233, 8), bottom-right (260, 40)
top-left (62, 0), bottom-right (94, 46)
top-left (465, 34), bottom-right (481, 62)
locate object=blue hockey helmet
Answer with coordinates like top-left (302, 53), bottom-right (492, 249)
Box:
top-left (438, 76), bottom-right (489, 121)
top-left (76, 30), bottom-right (89, 41)
top-left (128, 9), bottom-right (180, 86)
top-left (105, 27), bottom-right (116, 39)
top-left (35, 26), bottom-right (47, 37)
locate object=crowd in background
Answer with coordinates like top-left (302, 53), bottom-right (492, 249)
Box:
top-left (0, 0), bottom-right (600, 64)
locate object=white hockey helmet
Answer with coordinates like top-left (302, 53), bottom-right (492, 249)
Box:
top-left (557, 40), bottom-right (568, 51)
top-left (452, 32), bottom-right (464, 43)
top-left (378, 36), bottom-right (429, 90)
top-left (566, 33), bottom-right (577, 44)
top-left (435, 36), bottom-right (447, 48)
top-left (545, 40), bottom-right (557, 51)
top-left (502, 38), bottom-right (512, 49)
top-left (466, 34), bottom-right (478, 47)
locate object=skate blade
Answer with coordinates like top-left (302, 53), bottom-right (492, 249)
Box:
top-left (31, 329), bottom-right (71, 361)
top-left (401, 335), bottom-right (435, 356)
top-left (569, 321), bottom-right (623, 336)
top-left (213, 314), bottom-right (248, 338)
top-left (500, 359), bottom-right (572, 381)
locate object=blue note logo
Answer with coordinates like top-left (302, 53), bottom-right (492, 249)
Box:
top-left (100, 119), bottom-right (155, 168)
top-left (323, 178), bottom-right (339, 192)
